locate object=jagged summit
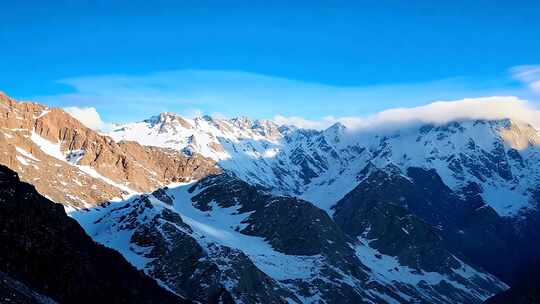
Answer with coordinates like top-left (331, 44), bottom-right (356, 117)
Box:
top-left (327, 121), bottom-right (346, 131)
top-left (143, 112), bottom-right (193, 131)
top-left (144, 111), bottom-right (180, 123)
top-left (229, 115), bottom-right (252, 128)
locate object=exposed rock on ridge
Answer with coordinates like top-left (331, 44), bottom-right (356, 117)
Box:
top-left (0, 92), bottom-right (219, 207)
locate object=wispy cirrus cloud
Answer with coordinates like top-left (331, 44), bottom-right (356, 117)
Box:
top-left (32, 69), bottom-right (519, 124)
top-left (29, 66), bottom-right (540, 133)
top-left (511, 65), bottom-right (540, 93)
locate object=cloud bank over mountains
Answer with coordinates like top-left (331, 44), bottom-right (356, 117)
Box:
top-left (276, 96), bottom-right (540, 131)
top-left (66, 96), bottom-right (540, 134)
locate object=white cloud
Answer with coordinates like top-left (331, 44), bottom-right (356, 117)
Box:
top-left (273, 96), bottom-right (540, 132)
top-left (63, 106), bottom-right (114, 131)
top-left (511, 65), bottom-right (540, 93)
top-left (273, 115), bottom-right (335, 130)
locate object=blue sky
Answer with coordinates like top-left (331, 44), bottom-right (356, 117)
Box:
top-left (1, 0), bottom-right (540, 125)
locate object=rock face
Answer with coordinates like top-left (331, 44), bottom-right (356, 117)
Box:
top-left (0, 92), bottom-right (219, 207)
top-left (350, 164), bottom-right (540, 288)
top-left (0, 164), bottom-right (186, 304)
top-left (73, 173), bottom-right (506, 304)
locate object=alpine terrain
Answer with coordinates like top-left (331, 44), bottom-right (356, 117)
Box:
top-left (3, 92), bottom-right (540, 303)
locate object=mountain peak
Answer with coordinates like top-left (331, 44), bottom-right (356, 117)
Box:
top-left (252, 119), bottom-right (281, 139)
top-left (323, 122), bottom-right (346, 143)
top-left (146, 112), bottom-right (180, 123)
top-left (253, 119), bottom-right (278, 128)
top-left (0, 91), bottom-right (15, 105)
top-left (327, 122), bottom-right (346, 132)
top-left (144, 113), bottom-right (168, 124)
top-left (144, 112), bottom-right (193, 129)
top-left (230, 116), bottom-right (253, 129)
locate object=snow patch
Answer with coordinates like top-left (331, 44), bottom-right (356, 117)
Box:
top-left (30, 132), bottom-right (65, 161)
top-left (78, 166), bottom-right (136, 195)
top-left (16, 156), bottom-right (30, 166)
top-left (15, 147), bottom-right (40, 161)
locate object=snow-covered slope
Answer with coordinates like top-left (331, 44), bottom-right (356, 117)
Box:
top-left (70, 174), bottom-right (506, 304)
top-left (110, 114), bottom-right (540, 217)
top-left (109, 113), bottom-right (317, 193)
top-left (303, 119), bottom-right (540, 216)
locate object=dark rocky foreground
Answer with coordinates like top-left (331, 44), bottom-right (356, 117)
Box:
top-left (0, 271), bottom-right (57, 304)
top-left (484, 261), bottom-right (540, 304)
top-left (0, 165), bottom-right (187, 304)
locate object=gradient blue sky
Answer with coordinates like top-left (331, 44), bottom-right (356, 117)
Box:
top-left (1, 0), bottom-right (540, 124)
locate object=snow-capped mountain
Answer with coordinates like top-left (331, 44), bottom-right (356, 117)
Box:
top-left (109, 113), bottom-right (312, 193)
top-left (106, 110), bottom-right (540, 299)
top-left (105, 110), bottom-right (540, 290)
top-left (109, 112), bottom-right (540, 217)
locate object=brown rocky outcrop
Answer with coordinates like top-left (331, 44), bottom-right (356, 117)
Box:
top-left (0, 92), bottom-right (220, 207)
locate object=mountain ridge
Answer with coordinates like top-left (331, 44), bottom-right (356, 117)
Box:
top-left (109, 110), bottom-right (540, 217)
top-left (0, 94), bottom-right (219, 207)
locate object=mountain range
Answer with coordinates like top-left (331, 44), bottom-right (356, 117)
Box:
top-left (1, 91), bottom-right (539, 303)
